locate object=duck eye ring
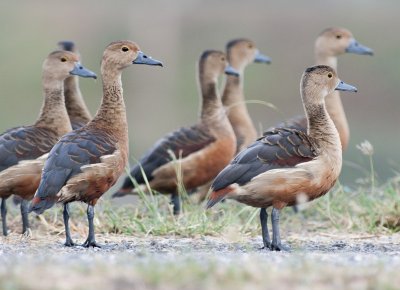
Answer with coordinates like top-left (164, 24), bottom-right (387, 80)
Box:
top-left (121, 46), bottom-right (129, 52)
top-left (328, 73), bottom-right (333, 78)
top-left (61, 57), bottom-right (67, 62)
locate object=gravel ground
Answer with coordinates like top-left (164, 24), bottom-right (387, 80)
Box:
top-left (0, 232), bottom-right (399, 290)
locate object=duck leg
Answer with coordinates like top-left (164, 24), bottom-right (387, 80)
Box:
top-left (270, 208), bottom-right (290, 252)
top-left (82, 205), bottom-right (101, 248)
top-left (63, 203), bottom-right (76, 247)
top-left (20, 199), bottom-right (30, 235)
top-left (171, 193), bottom-right (181, 215)
top-left (260, 208), bottom-right (271, 249)
top-left (1, 198), bottom-right (8, 236)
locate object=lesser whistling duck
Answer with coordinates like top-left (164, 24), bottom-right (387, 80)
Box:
top-left (112, 50), bottom-right (240, 215)
top-left (222, 39), bottom-right (271, 152)
top-left (29, 41), bottom-right (163, 247)
top-left (273, 28), bottom-right (373, 150)
top-left (8, 40), bottom-right (95, 232)
top-left (0, 51), bottom-right (96, 236)
top-left (58, 41), bottom-right (93, 129)
top-left (207, 65), bottom-right (357, 251)
top-left (193, 39), bottom-right (271, 203)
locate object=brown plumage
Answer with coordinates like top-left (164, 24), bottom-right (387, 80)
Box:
top-left (113, 50), bottom-right (238, 215)
top-left (272, 28), bottom-right (373, 150)
top-left (10, 41), bottom-right (93, 206)
top-left (207, 65), bottom-right (357, 251)
top-left (222, 39), bottom-right (271, 152)
top-left (0, 51), bottom-right (96, 236)
top-left (30, 40), bottom-right (163, 247)
top-left (58, 41), bottom-right (93, 129)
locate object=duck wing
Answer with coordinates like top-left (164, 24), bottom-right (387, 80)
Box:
top-left (211, 128), bottom-right (316, 192)
top-left (267, 115), bottom-right (307, 132)
top-left (30, 128), bottom-right (116, 213)
top-left (126, 125), bottom-right (215, 185)
top-left (0, 126), bottom-right (59, 171)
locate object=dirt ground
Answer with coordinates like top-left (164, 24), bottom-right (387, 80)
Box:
top-left (0, 232), bottom-right (399, 290)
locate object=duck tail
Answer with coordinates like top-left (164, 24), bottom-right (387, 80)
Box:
top-left (206, 186), bottom-right (234, 209)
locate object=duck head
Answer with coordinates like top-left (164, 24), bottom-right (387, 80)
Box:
top-left (226, 39), bottom-right (271, 72)
top-left (101, 41), bottom-right (163, 74)
top-left (199, 50), bottom-right (240, 82)
top-left (315, 27), bottom-right (373, 57)
top-left (301, 65), bottom-right (357, 104)
top-left (42, 51), bottom-right (97, 81)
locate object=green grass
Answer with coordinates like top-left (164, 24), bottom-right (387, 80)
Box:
top-left (5, 146), bottom-right (400, 238)
top-left (7, 173), bottom-right (397, 240)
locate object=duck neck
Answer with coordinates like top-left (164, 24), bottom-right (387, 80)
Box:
top-left (199, 72), bottom-right (223, 121)
top-left (64, 76), bottom-right (92, 127)
top-left (89, 68), bottom-right (127, 138)
top-left (315, 52), bottom-right (349, 149)
top-left (35, 76), bottom-right (72, 136)
top-left (221, 65), bottom-right (256, 150)
top-left (302, 92), bottom-right (341, 152)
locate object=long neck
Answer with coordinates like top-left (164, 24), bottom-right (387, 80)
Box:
top-left (199, 71), bottom-right (223, 121)
top-left (315, 52), bottom-right (349, 149)
top-left (302, 90), bottom-right (341, 153)
top-left (89, 67), bottom-right (127, 139)
top-left (64, 76), bottom-right (92, 126)
top-left (35, 76), bottom-right (72, 136)
top-left (221, 67), bottom-right (257, 151)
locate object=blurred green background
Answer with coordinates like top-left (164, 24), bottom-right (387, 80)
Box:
top-left (0, 0), bottom-right (398, 186)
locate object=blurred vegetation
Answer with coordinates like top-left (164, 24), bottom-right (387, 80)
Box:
top-left (0, 0), bottom-right (399, 187)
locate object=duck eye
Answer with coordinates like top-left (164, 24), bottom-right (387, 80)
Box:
top-left (60, 57), bottom-right (67, 62)
top-left (328, 73), bottom-right (333, 78)
top-left (336, 35), bottom-right (342, 39)
top-left (221, 57), bottom-right (225, 61)
top-left (121, 46), bottom-right (129, 52)
top-left (248, 44), bottom-right (253, 48)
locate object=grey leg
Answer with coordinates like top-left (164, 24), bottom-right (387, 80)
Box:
top-left (171, 194), bottom-right (181, 215)
top-left (20, 199), bottom-right (30, 235)
top-left (1, 198), bottom-right (8, 236)
top-left (271, 208), bottom-right (290, 252)
top-left (63, 204), bottom-right (75, 247)
top-left (82, 205), bottom-right (101, 248)
top-left (260, 208), bottom-right (271, 249)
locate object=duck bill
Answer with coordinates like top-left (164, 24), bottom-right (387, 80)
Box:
top-left (335, 80), bottom-right (358, 92)
top-left (254, 50), bottom-right (271, 64)
top-left (345, 39), bottom-right (374, 56)
top-left (224, 65), bottom-right (240, 77)
top-left (133, 51), bottom-right (163, 67)
top-left (69, 62), bottom-right (97, 79)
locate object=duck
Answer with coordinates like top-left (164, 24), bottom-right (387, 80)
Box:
top-left (58, 41), bottom-right (93, 129)
top-left (222, 39), bottom-right (271, 152)
top-left (272, 28), bottom-right (373, 150)
top-left (191, 39), bottom-right (271, 203)
top-left (0, 51), bottom-right (96, 236)
top-left (206, 65), bottom-right (357, 251)
top-left (5, 40), bottom-right (95, 234)
top-left (29, 40), bottom-right (163, 247)
top-left (112, 50), bottom-right (240, 215)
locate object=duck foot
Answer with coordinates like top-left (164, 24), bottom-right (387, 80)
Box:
top-left (22, 228), bottom-right (32, 238)
top-left (270, 243), bottom-right (291, 252)
top-left (64, 238), bottom-right (76, 247)
top-left (81, 239), bottom-right (101, 248)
